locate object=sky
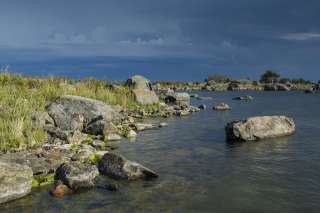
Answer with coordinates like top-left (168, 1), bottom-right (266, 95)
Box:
top-left (0, 0), bottom-right (320, 81)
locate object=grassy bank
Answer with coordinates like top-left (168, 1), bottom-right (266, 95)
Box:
top-left (0, 72), bottom-right (143, 152)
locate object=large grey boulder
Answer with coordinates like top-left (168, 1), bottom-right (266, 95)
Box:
top-left (55, 162), bottom-right (99, 190)
top-left (125, 75), bottom-right (159, 105)
top-left (225, 116), bottom-right (295, 141)
top-left (132, 89), bottom-right (159, 105)
top-left (165, 92), bottom-right (190, 107)
top-left (0, 161), bottom-right (33, 204)
top-left (46, 95), bottom-right (120, 134)
top-left (125, 75), bottom-right (152, 90)
top-left (98, 152), bottom-right (158, 180)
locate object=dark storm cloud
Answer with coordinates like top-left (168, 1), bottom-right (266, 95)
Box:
top-left (0, 0), bottom-right (320, 80)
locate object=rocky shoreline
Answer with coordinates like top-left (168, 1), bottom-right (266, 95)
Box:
top-left (0, 75), bottom-right (202, 204)
top-left (0, 74), bottom-right (303, 204)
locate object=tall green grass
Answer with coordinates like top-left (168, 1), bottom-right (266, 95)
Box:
top-left (0, 72), bottom-right (140, 152)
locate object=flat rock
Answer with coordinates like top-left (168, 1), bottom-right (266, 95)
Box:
top-left (225, 116), bottom-right (295, 141)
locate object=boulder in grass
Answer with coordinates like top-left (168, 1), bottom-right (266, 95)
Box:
top-left (225, 116), bottom-right (295, 142)
top-left (125, 75), bottom-right (159, 105)
top-left (46, 95), bottom-right (121, 133)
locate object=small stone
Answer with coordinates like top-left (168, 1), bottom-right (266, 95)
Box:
top-left (213, 103), bottom-right (231, 111)
top-left (198, 104), bottom-right (206, 110)
top-left (92, 140), bottom-right (105, 150)
top-left (126, 130), bottom-right (137, 138)
top-left (106, 133), bottom-right (121, 141)
top-left (159, 122), bottom-right (168, 128)
top-left (50, 183), bottom-right (70, 197)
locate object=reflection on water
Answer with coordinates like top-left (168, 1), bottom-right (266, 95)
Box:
top-left (1, 91), bottom-right (320, 213)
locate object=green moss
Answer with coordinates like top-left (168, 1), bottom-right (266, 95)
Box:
top-left (117, 124), bottom-right (131, 137)
top-left (32, 174), bottom-right (55, 188)
top-left (89, 153), bottom-right (102, 164)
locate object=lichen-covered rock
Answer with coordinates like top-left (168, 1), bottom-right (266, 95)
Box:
top-left (46, 95), bottom-right (120, 133)
top-left (98, 152), bottom-right (158, 180)
top-left (225, 116), bottom-right (295, 141)
top-left (0, 161), bottom-right (33, 204)
top-left (55, 161), bottom-right (99, 190)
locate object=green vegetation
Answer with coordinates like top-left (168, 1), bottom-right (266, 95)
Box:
top-left (0, 72), bottom-right (158, 152)
top-left (32, 174), bottom-right (55, 188)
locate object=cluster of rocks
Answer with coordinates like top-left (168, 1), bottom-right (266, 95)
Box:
top-left (153, 79), bottom-right (319, 93)
top-left (0, 75), bottom-right (203, 204)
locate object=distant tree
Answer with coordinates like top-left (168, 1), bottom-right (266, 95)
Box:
top-left (260, 70), bottom-right (280, 83)
top-left (252, 81), bottom-right (258, 86)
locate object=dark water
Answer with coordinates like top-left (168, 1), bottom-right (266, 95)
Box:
top-left (1, 91), bottom-right (320, 213)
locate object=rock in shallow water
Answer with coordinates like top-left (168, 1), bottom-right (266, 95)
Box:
top-left (55, 162), bottom-right (99, 190)
top-left (213, 103), bottom-right (231, 111)
top-left (0, 161), bottom-right (33, 204)
top-left (225, 116), bottom-right (295, 141)
top-left (98, 152), bottom-right (158, 180)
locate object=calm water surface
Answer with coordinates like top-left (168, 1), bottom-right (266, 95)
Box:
top-left (1, 91), bottom-right (320, 213)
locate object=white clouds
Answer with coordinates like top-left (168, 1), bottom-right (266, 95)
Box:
top-left (281, 33), bottom-right (320, 41)
top-left (119, 37), bottom-right (165, 46)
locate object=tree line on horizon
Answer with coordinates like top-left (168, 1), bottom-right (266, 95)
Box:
top-left (206, 70), bottom-right (318, 85)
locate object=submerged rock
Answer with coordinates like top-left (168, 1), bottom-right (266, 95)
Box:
top-left (98, 152), bottom-right (158, 180)
top-left (213, 103), bottom-right (231, 111)
top-left (55, 162), bottom-right (99, 190)
top-left (50, 183), bottom-right (71, 197)
top-left (233, 95), bottom-right (253, 101)
top-left (0, 161), bottom-right (33, 204)
top-left (225, 116), bottom-right (295, 141)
